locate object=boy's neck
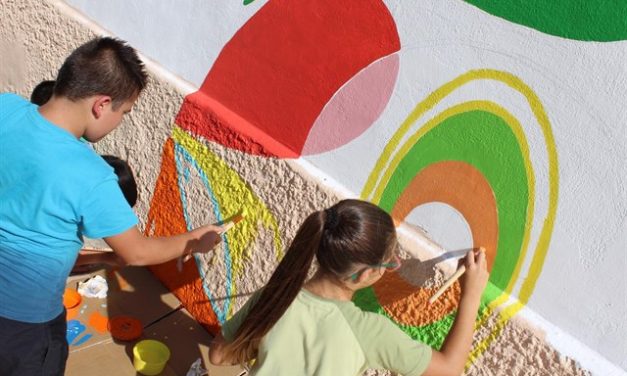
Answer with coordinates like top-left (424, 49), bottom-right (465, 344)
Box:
top-left (38, 96), bottom-right (89, 139)
top-left (304, 273), bottom-right (355, 301)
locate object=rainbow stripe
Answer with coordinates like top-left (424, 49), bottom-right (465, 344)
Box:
top-left (358, 69), bottom-right (559, 363)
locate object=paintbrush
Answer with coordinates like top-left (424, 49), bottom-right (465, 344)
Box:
top-left (177, 209), bottom-right (246, 270)
top-left (428, 246), bottom-right (484, 304)
top-left (143, 304), bottom-right (184, 329)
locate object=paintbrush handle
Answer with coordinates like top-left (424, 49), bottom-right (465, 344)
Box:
top-left (181, 221), bottom-right (237, 263)
top-left (80, 247), bottom-right (113, 253)
top-left (429, 265), bottom-right (466, 304)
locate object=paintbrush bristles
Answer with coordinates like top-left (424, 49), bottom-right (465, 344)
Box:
top-left (230, 214), bottom-right (244, 225)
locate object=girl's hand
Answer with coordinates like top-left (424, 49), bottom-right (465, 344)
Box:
top-left (460, 248), bottom-right (489, 301)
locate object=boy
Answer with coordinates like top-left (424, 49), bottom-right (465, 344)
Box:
top-left (0, 37), bottom-right (222, 375)
top-left (30, 81), bottom-right (138, 272)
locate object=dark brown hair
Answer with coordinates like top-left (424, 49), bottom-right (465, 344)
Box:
top-left (30, 80), bottom-right (56, 106)
top-left (102, 155), bottom-right (137, 207)
top-left (54, 37), bottom-right (147, 109)
top-left (224, 199), bottom-right (397, 363)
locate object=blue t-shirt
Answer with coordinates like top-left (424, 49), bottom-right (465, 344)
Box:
top-left (0, 93), bottom-right (138, 323)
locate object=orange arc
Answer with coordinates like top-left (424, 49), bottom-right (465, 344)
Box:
top-left (391, 161), bottom-right (498, 269)
top-left (373, 161), bottom-right (497, 326)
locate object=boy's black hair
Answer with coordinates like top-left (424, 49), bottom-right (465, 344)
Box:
top-left (30, 80), bottom-right (56, 106)
top-left (54, 37), bottom-right (148, 109)
top-left (102, 155), bottom-right (138, 207)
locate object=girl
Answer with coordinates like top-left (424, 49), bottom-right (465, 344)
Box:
top-left (210, 199), bottom-right (488, 376)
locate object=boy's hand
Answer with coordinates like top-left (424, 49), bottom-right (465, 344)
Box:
top-left (460, 248), bottom-right (489, 300)
top-left (189, 224), bottom-right (224, 255)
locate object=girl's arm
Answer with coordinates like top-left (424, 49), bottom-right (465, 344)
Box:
top-left (209, 332), bottom-right (236, 366)
top-left (422, 249), bottom-right (489, 376)
top-left (209, 290), bottom-right (263, 366)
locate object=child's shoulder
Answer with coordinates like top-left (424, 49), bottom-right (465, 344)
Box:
top-left (0, 92), bottom-right (28, 107)
top-left (335, 301), bottom-right (398, 333)
top-left (46, 146), bottom-right (117, 191)
top-left (0, 92), bottom-right (24, 101)
top-left (0, 93), bottom-right (29, 119)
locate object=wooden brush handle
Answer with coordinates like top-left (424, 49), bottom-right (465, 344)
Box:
top-left (429, 265), bottom-right (466, 304)
top-left (180, 221), bottom-right (237, 263)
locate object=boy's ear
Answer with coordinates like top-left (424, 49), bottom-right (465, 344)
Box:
top-left (91, 96), bottom-right (112, 119)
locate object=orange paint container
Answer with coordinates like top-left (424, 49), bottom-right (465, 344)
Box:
top-left (63, 288), bottom-right (82, 309)
top-left (108, 315), bottom-right (143, 341)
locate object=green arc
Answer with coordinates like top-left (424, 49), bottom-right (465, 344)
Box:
top-left (379, 110), bottom-right (529, 290)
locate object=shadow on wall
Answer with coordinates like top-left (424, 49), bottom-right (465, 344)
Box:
top-left (397, 248), bottom-right (471, 287)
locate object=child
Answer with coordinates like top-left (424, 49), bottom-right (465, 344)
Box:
top-left (30, 81), bottom-right (139, 271)
top-left (0, 37), bottom-right (223, 375)
top-left (30, 81), bottom-right (138, 208)
top-left (209, 199), bottom-right (489, 376)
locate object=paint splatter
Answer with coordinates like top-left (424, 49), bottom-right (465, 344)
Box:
top-left (66, 320), bottom-right (88, 346)
top-left (88, 311), bottom-right (109, 334)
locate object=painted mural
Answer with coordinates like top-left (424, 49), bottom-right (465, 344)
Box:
top-left (354, 69), bottom-right (558, 365)
top-left (61, 0), bottom-right (627, 373)
top-left (151, 0), bottom-right (560, 364)
top-left (176, 0), bottom-right (400, 157)
top-left (145, 127), bottom-right (282, 333)
top-left (463, 1), bottom-right (627, 41)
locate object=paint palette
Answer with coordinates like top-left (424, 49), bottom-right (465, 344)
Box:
top-left (63, 288), bottom-right (82, 309)
top-left (109, 315), bottom-right (143, 341)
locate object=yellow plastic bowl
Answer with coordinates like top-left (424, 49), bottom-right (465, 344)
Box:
top-left (133, 339), bottom-right (171, 375)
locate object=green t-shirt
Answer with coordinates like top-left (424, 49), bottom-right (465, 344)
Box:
top-left (222, 289), bottom-right (432, 376)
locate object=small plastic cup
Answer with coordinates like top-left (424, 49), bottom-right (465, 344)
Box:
top-left (133, 339), bottom-right (171, 375)
top-left (63, 288), bottom-right (82, 309)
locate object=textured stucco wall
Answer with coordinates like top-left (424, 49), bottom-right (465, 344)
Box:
top-left (2, 1), bottom-right (626, 375)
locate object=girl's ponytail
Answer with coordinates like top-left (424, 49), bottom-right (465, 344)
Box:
top-left (223, 210), bottom-right (326, 363)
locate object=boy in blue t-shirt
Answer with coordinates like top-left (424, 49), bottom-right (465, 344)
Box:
top-left (30, 80), bottom-right (138, 272)
top-left (0, 37), bottom-right (223, 376)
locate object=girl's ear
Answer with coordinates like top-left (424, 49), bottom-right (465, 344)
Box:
top-left (91, 96), bottom-right (112, 119)
top-left (352, 267), bottom-right (380, 287)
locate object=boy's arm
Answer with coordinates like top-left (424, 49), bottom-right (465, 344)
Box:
top-left (422, 249), bottom-right (488, 376)
top-left (104, 224), bottom-right (222, 266)
top-left (74, 249), bottom-right (124, 267)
